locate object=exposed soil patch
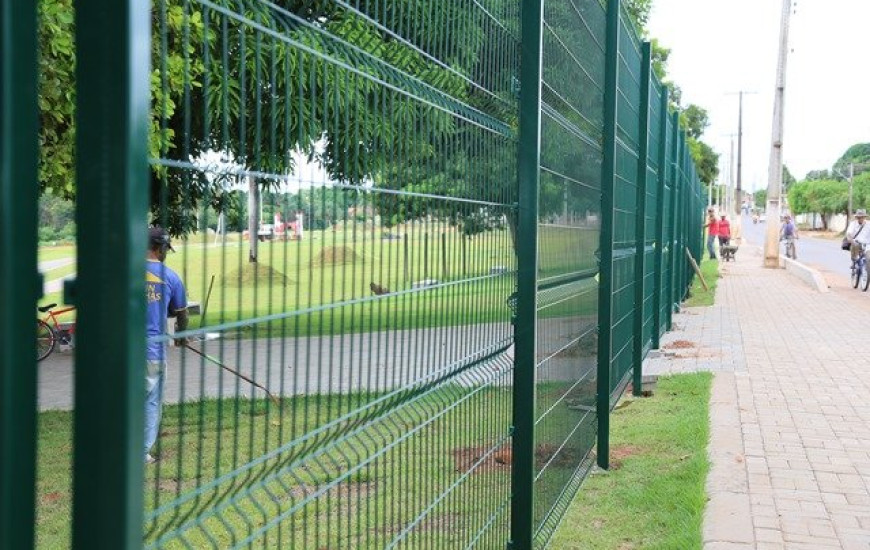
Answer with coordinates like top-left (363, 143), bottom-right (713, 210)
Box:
top-left (284, 480), bottom-right (376, 503)
top-left (453, 445), bottom-right (512, 474)
top-left (608, 444), bottom-right (644, 470)
top-left (662, 339), bottom-right (695, 349)
top-left (41, 491), bottom-right (66, 505)
top-left (221, 263), bottom-right (293, 287)
top-left (311, 246), bottom-right (362, 267)
top-left (454, 443), bottom-right (588, 474)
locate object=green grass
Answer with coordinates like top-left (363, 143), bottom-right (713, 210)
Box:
top-left (684, 257), bottom-right (719, 307)
top-left (35, 225), bottom-right (602, 336)
top-left (37, 244), bottom-right (76, 264)
top-left (35, 387), bottom-right (516, 549)
top-left (550, 373), bottom-right (712, 549)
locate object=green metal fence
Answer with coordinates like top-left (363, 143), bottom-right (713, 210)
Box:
top-left (2, 0), bottom-right (705, 548)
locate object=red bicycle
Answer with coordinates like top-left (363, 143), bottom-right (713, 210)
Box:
top-left (37, 303), bottom-right (76, 362)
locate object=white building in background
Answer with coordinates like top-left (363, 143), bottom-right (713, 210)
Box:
top-left (794, 212), bottom-right (847, 232)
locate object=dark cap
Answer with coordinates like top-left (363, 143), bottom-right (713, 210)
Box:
top-left (148, 226), bottom-right (175, 252)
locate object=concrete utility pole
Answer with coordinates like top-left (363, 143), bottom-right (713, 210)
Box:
top-left (848, 162), bottom-right (854, 226)
top-left (726, 91), bottom-right (756, 242)
top-left (763, 0), bottom-right (793, 267)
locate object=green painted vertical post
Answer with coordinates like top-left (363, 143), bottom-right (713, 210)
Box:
top-left (676, 132), bottom-right (687, 303)
top-left (652, 87), bottom-right (669, 348)
top-left (0, 2), bottom-right (39, 548)
top-left (72, 0), bottom-right (150, 547)
top-left (665, 111), bottom-right (680, 330)
top-left (632, 42), bottom-right (652, 397)
top-left (596, 0), bottom-right (620, 471)
top-left (511, 0), bottom-right (543, 547)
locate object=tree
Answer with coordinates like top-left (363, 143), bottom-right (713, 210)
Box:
top-left (754, 189), bottom-right (767, 209)
top-left (680, 104), bottom-right (709, 140)
top-left (834, 143), bottom-right (870, 174)
top-left (677, 104), bottom-right (719, 185)
top-left (782, 165), bottom-right (797, 192)
top-left (788, 179), bottom-right (847, 230)
top-left (687, 138), bottom-right (719, 185)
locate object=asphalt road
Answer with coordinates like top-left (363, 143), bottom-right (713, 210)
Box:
top-left (739, 214), bottom-right (853, 288)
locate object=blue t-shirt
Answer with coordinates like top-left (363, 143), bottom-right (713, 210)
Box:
top-left (146, 260), bottom-right (187, 361)
top-left (782, 221), bottom-right (796, 237)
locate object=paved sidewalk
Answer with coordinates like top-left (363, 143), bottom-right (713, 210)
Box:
top-left (645, 242), bottom-right (870, 549)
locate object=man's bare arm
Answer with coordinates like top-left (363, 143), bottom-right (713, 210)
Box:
top-left (174, 308), bottom-right (190, 345)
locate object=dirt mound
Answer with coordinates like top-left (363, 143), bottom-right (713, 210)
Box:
top-left (311, 246), bottom-right (362, 267)
top-left (221, 263), bottom-right (293, 287)
top-left (663, 339), bottom-right (695, 349)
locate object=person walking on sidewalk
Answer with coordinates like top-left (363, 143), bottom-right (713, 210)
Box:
top-left (846, 208), bottom-right (870, 262)
top-left (718, 214), bottom-right (731, 247)
top-left (705, 210), bottom-right (720, 259)
top-left (145, 226), bottom-right (188, 464)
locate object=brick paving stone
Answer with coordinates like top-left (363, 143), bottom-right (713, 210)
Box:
top-left (643, 243), bottom-right (870, 548)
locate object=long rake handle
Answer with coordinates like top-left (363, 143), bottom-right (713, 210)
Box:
top-left (183, 344), bottom-right (280, 406)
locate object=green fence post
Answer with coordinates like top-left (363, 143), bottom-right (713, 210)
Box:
top-left (666, 111), bottom-right (680, 329)
top-left (677, 132), bottom-right (687, 303)
top-left (72, 0), bottom-right (150, 547)
top-left (632, 42), bottom-right (652, 397)
top-left (596, 0), bottom-right (620, 471)
top-left (0, 2), bottom-right (39, 548)
top-left (511, 0), bottom-right (543, 546)
top-left (652, 87), bottom-right (669, 348)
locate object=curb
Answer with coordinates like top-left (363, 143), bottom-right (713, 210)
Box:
top-left (778, 256), bottom-right (829, 293)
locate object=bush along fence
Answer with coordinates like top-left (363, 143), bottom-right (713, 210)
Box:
top-left (1, 0), bottom-right (704, 548)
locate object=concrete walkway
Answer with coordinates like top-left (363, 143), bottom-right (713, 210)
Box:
top-left (645, 241), bottom-right (870, 549)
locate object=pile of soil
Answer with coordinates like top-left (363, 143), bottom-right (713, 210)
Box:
top-left (221, 263), bottom-right (293, 287)
top-left (311, 246), bottom-right (362, 267)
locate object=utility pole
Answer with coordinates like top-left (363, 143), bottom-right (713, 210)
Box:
top-left (726, 91), bottom-right (756, 242)
top-left (849, 162), bottom-right (854, 226)
top-left (763, 0), bottom-right (792, 267)
top-left (737, 92), bottom-right (745, 218)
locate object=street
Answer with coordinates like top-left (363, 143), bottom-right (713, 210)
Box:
top-left (739, 213), bottom-right (857, 292)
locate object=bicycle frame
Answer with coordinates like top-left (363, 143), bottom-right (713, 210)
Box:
top-left (41, 306), bottom-right (76, 339)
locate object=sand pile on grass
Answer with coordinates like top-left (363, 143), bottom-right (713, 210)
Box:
top-left (311, 246), bottom-right (362, 267)
top-left (221, 262), bottom-right (293, 287)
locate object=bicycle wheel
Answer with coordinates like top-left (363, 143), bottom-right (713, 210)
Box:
top-left (853, 264), bottom-right (861, 289)
top-left (37, 319), bottom-right (56, 362)
top-left (862, 264), bottom-right (870, 291)
top-left (789, 242), bottom-right (796, 260)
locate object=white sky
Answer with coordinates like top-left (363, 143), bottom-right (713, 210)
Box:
top-left (647, 0), bottom-right (870, 190)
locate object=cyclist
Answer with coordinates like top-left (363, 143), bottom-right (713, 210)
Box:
top-left (780, 214), bottom-right (799, 258)
top-left (845, 209), bottom-right (870, 263)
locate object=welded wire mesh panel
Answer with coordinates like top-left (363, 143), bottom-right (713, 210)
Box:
top-left (607, 8), bottom-right (642, 398)
top-left (146, 0), bottom-right (518, 547)
top-left (533, 0), bottom-right (604, 546)
top-left (641, 79), bottom-right (663, 352)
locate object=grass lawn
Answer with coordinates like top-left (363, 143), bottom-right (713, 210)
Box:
top-left (36, 225), bottom-right (601, 337)
top-left (37, 244), bottom-right (76, 264)
top-left (684, 257), bottom-right (719, 307)
top-left (550, 372), bottom-right (712, 549)
top-left (36, 386), bottom-right (520, 549)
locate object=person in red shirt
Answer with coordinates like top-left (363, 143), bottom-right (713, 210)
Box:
top-left (718, 214), bottom-right (732, 247)
top-left (705, 210), bottom-right (720, 259)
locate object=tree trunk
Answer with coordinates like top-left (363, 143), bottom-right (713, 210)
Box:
top-left (248, 175), bottom-right (259, 263)
top-left (821, 212), bottom-right (828, 231)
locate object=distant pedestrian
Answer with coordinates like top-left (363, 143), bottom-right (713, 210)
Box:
top-left (145, 226), bottom-right (188, 464)
top-left (845, 209), bottom-right (870, 262)
top-left (704, 210), bottom-right (720, 259)
top-left (718, 214), bottom-right (731, 247)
